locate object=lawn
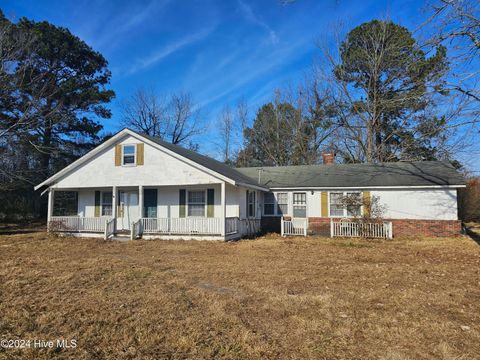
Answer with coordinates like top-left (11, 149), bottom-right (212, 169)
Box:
top-left (0, 232), bottom-right (479, 359)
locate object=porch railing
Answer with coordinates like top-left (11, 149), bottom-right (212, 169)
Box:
top-left (104, 218), bottom-right (116, 240)
top-left (225, 217), bottom-right (238, 235)
top-left (281, 217), bottom-right (308, 237)
top-left (141, 217), bottom-right (223, 235)
top-left (239, 218), bottom-right (261, 237)
top-left (49, 216), bottom-right (111, 233)
top-left (331, 219), bottom-right (393, 239)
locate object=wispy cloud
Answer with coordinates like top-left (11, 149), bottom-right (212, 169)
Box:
top-left (125, 26), bottom-right (215, 75)
top-left (237, 0), bottom-right (278, 44)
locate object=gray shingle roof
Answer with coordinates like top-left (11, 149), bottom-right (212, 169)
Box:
top-left (235, 161), bottom-right (465, 188)
top-left (139, 132), bottom-right (264, 188)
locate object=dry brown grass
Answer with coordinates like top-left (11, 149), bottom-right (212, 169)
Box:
top-left (0, 232), bottom-right (479, 359)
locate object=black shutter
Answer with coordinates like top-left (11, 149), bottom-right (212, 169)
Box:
top-left (179, 189), bottom-right (186, 218)
top-left (207, 189), bottom-right (214, 217)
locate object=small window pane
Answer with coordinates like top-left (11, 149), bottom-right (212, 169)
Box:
top-left (293, 206), bottom-right (306, 218)
top-left (102, 192), bottom-right (113, 216)
top-left (188, 191), bottom-right (205, 217)
top-left (123, 145), bottom-right (135, 165)
top-left (293, 193), bottom-right (306, 205)
top-left (276, 193), bottom-right (288, 215)
top-left (188, 204), bottom-right (205, 217)
top-left (123, 145), bottom-right (135, 154)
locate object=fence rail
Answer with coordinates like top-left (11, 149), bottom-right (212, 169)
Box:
top-left (225, 217), bottom-right (238, 235)
top-left (281, 218), bottom-right (308, 237)
top-left (239, 218), bottom-right (261, 237)
top-left (104, 218), bottom-right (116, 240)
top-left (331, 220), bottom-right (393, 239)
top-left (50, 216), bottom-right (110, 233)
top-left (141, 217), bottom-right (223, 235)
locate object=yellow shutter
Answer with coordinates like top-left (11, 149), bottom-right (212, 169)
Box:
top-left (136, 143), bottom-right (144, 165)
top-left (321, 191), bottom-right (328, 217)
top-left (363, 191), bottom-right (371, 217)
top-left (115, 145), bottom-right (121, 166)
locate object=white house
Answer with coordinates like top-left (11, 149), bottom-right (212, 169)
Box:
top-left (35, 128), bottom-right (466, 240)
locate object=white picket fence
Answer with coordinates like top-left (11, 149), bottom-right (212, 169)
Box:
top-left (49, 216), bottom-right (110, 233)
top-left (331, 220), bottom-right (393, 239)
top-left (281, 218), bottom-right (308, 237)
top-left (140, 217), bottom-right (223, 235)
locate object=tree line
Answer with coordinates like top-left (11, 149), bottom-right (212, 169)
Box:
top-left (1, 1), bottom-right (479, 221)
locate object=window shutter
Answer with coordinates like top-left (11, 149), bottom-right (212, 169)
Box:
top-left (115, 145), bottom-right (122, 166)
top-left (363, 191), bottom-right (371, 217)
top-left (179, 189), bottom-right (186, 218)
top-left (94, 191), bottom-right (101, 217)
top-left (207, 189), bottom-right (214, 217)
top-left (136, 143), bottom-right (144, 165)
top-left (321, 192), bottom-right (328, 217)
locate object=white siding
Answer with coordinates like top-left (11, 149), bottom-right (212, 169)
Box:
top-left (371, 189), bottom-right (458, 220)
top-left (53, 135), bottom-right (221, 189)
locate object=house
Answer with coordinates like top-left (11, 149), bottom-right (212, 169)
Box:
top-left (35, 128), bottom-right (466, 240)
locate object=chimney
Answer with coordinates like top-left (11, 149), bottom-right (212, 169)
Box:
top-left (322, 152), bottom-right (335, 165)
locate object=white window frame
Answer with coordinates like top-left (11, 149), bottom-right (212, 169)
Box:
top-left (101, 191), bottom-right (113, 217)
top-left (276, 192), bottom-right (288, 216)
top-left (187, 189), bottom-right (206, 218)
top-left (247, 190), bottom-right (256, 218)
top-left (122, 144), bottom-right (136, 166)
top-left (292, 192), bottom-right (307, 218)
top-left (328, 191), bottom-right (362, 218)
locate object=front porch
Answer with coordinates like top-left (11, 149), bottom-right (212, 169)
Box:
top-left (49, 216), bottom-right (261, 240)
top-left (46, 183), bottom-right (262, 240)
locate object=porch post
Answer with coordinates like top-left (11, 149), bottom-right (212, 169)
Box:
top-left (47, 188), bottom-right (54, 231)
top-left (139, 185), bottom-right (144, 219)
top-left (112, 186), bottom-right (117, 232)
top-left (221, 182), bottom-right (226, 237)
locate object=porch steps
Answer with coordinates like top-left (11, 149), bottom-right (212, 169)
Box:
top-left (111, 234), bottom-right (132, 242)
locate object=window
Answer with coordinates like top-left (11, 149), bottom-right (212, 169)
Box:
top-left (53, 191), bottom-right (78, 216)
top-left (263, 192), bottom-right (275, 215)
top-left (102, 192), bottom-right (113, 216)
top-left (329, 192), bottom-right (362, 217)
top-left (276, 193), bottom-right (288, 215)
top-left (293, 192), bottom-right (306, 218)
top-left (247, 190), bottom-right (256, 218)
top-left (188, 190), bottom-right (205, 217)
top-left (122, 144), bottom-right (136, 165)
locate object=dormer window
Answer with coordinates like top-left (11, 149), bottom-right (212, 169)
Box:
top-left (122, 144), bottom-right (136, 165)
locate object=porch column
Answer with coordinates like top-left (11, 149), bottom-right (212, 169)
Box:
top-left (221, 182), bottom-right (226, 236)
top-left (47, 188), bottom-right (54, 231)
top-left (139, 185), bottom-right (144, 219)
top-left (112, 186), bottom-right (117, 232)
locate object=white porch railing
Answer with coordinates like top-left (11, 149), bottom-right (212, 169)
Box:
top-left (141, 217), bottom-right (223, 235)
top-left (131, 219), bottom-right (142, 240)
top-left (225, 217), bottom-right (238, 235)
top-left (50, 216), bottom-right (111, 233)
top-left (331, 219), bottom-right (393, 239)
top-left (104, 218), bottom-right (116, 240)
top-left (281, 217), bottom-right (308, 237)
top-left (239, 218), bottom-right (261, 237)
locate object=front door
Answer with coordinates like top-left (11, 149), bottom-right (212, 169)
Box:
top-left (117, 190), bottom-right (139, 231)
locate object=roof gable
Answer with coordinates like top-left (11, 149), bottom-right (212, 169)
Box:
top-left (35, 129), bottom-right (266, 190)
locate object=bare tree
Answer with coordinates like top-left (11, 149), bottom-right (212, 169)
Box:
top-left (121, 89), bottom-right (203, 148)
top-left (217, 105), bottom-right (234, 163)
top-left (121, 88), bottom-right (166, 137)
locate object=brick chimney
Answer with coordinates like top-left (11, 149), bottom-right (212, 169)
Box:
top-left (322, 152), bottom-right (335, 164)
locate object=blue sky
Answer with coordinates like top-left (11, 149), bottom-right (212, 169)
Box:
top-left (2, 0), bottom-right (479, 171)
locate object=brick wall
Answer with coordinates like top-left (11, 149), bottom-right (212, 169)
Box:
top-left (306, 217), bottom-right (462, 237)
top-left (389, 219), bottom-right (462, 237)
top-left (307, 217), bottom-right (331, 236)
